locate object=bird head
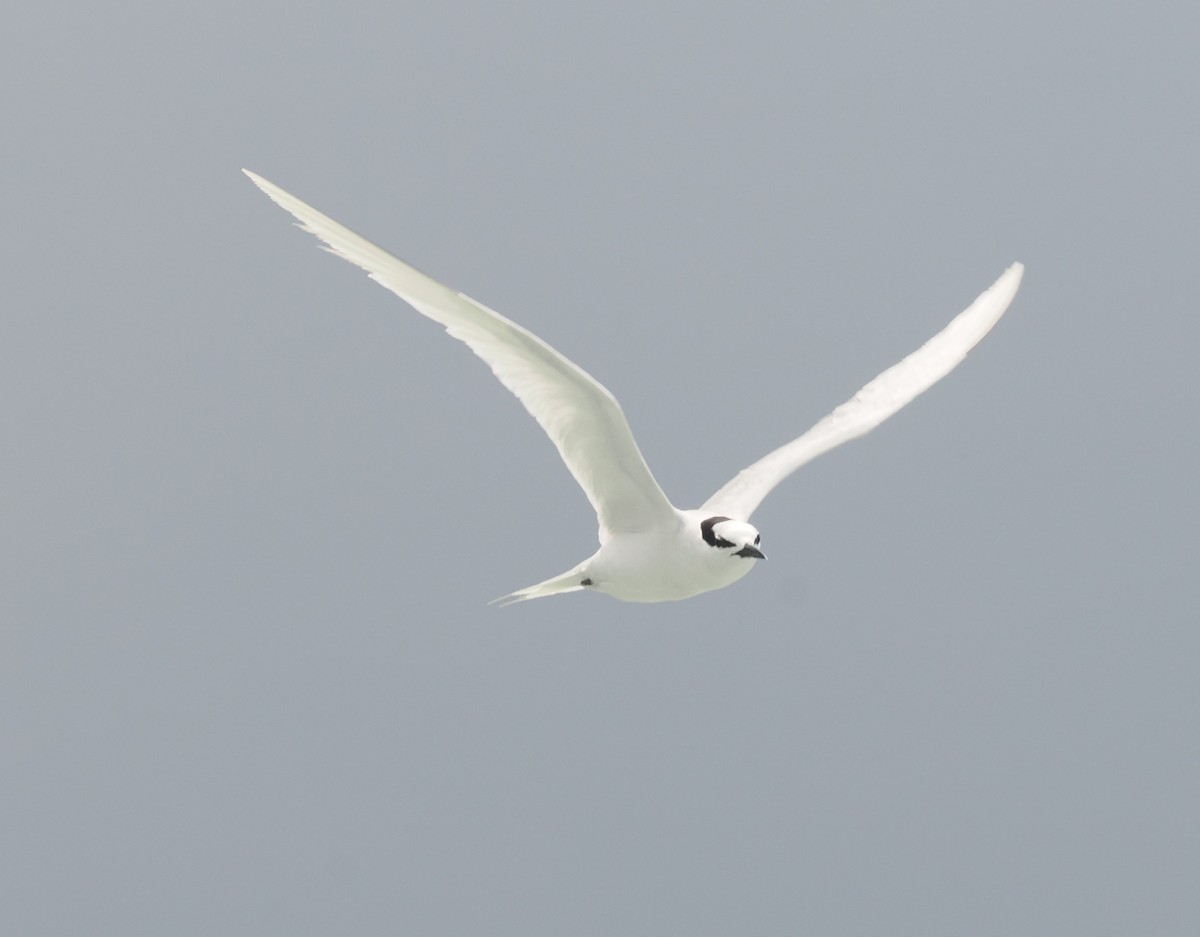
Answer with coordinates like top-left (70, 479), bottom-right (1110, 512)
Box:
top-left (700, 516), bottom-right (765, 560)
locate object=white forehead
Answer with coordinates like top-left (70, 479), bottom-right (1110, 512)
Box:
top-left (714, 519), bottom-right (759, 541)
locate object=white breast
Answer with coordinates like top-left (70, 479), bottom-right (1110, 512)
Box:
top-left (585, 512), bottom-right (758, 602)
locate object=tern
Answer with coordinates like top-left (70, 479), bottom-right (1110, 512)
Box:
top-left (245, 170), bottom-right (1023, 605)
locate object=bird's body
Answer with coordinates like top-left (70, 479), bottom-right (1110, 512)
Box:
top-left (244, 170), bottom-right (1023, 605)
top-left (517, 510), bottom-right (761, 604)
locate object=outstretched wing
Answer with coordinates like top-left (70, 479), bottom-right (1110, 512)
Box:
top-left (702, 263), bottom-right (1024, 520)
top-left (244, 170), bottom-right (676, 536)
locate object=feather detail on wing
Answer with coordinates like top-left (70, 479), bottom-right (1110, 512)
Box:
top-left (244, 170), bottom-right (675, 535)
top-left (702, 263), bottom-right (1024, 520)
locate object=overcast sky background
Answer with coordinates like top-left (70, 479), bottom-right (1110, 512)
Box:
top-left (3, 2), bottom-right (1197, 934)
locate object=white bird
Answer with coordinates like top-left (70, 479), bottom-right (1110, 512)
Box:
top-left (244, 170), bottom-right (1023, 605)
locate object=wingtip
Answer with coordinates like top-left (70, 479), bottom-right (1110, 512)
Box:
top-left (997, 261), bottom-right (1025, 293)
top-left (966, 262), bottom-right (1024, 320)
top-left (992, 261), bottom-right (1025, 306)
top-left (242, 168), bottom-right (276, 195)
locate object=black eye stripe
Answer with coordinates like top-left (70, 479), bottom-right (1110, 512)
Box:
top-left (700, 516), bottom-right (736, 548)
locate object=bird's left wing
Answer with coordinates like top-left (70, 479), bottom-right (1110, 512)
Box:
top-left (702, 263), bottom-right (1023, 520)
top-left (244, 170), bottom-right (676, 535)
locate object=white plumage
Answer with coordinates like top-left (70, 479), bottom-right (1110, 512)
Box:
top-left (245, 170), bottom-right (1023, 604)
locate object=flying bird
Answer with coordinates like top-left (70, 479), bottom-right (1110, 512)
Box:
top-left (244, 170), bottom-right (1023, 605)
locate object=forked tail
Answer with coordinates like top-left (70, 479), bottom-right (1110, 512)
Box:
top-left (488, 563), bottom-right (591, 607)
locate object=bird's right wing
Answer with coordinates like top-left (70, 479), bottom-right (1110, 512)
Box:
top-left (244, 171), bottom-right (677, 536)
top-left (702, 263), bottom-right (1024, 520)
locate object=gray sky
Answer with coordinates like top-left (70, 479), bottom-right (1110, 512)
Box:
top-left (3, 2), bottom-right (1197, 934)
